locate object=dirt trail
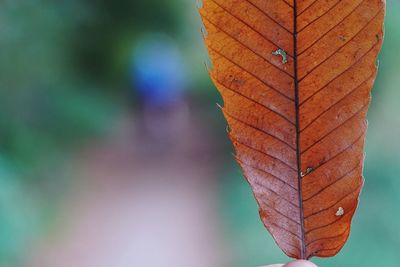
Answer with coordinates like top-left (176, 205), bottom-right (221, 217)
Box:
top-left (26, 110), bottom-right (228, 267)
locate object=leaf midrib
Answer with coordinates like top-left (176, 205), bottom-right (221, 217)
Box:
top-left (293, 0), bottom-right (307, 260)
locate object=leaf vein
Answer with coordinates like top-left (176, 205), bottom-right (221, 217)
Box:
top-left (300, 72), bottom-right (375, 132)
top-left (300, 42), bottom-right (379, 106)
top-left (298, 0), bottom-right (341, 32)
top-left (208, 0), bottom-right (294, 55)
top-left (213, 78), bottom-right (294, 124)
top-left (306, 225), bottom-right (350, 246)
top-left (230, 136), bottom-right (297, 172)
top-left (237, 158), bottom-right (298, 191)
top-left (243, 0), bottom-right (293, 34)
top-left (301, 102), bottom-right (368, 154)
top-left (305, 186), bottom-right (361, 220)
top-left (303, 130), bottom-right (366, 176)
top-left (203, 17), bottom-right (294, 77)
top-left (252, 179), bottom-right (299, 209)
top-left (298, 0), bottom-right (367, 56)
top-left (306, 205), bottom-right (357, 235)
top-left (208, 47), bottom-right (294, 101)
top-left (304, 163), bottom-right (361, 202)
top-left (299, 10), bottom-right (382, 81)
top-left (225, 111), bottom-right (296, 151)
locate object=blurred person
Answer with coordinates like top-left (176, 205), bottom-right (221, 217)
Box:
top-left (27, 32), bottom-right (226, 267)
top-left (130, 33), bottom-right (190, 153)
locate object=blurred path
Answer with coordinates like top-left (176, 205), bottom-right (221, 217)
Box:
top-left (25, 108), bottom-right (228, 267)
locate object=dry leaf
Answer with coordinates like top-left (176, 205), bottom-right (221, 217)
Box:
top-left (199, 0), bottom-right (385, 259)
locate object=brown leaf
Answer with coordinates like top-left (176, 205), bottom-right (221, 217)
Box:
top-left (199, 0), bottom-right (385, 259)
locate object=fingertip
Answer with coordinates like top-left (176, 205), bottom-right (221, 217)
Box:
top-left (283, 260), bottom-right (317, 267)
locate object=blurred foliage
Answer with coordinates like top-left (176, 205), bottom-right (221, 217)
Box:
top-left (0, 0), bottom-right (116, 173)
top-left (70, 0), bottom-right (181, 85)
top-left (0, 0), bottom-right (190, 266)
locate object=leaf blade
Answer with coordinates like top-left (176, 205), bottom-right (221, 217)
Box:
top-left (200, 0), bottom-right (385, 259)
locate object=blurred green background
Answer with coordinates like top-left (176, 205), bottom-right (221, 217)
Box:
top-left (0, 0), bottom-right (399, 267)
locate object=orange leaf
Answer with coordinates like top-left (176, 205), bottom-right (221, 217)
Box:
top-left (199, 0), bottom-right (385, 259)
